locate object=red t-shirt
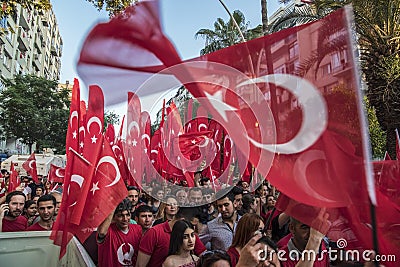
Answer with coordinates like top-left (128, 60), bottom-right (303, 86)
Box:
top-left (2, 216), bottom-right (27, 232)
top-left (227, 246), bottom-right (240, 267)
top-left (97, 223), bottom-right (142, 267)
top-left (139, 221), bottom-right (206, 267)
top-left (27, 222), bottom-right (49, 231)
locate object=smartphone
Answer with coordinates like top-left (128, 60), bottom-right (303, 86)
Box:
top-left (3, 204), bottom-right (9, 217)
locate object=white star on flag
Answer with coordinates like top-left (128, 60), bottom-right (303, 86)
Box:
top-left (204, 90), bottom-right (237, 122)
top-left (132, 139), bottom-right (137, 146)
top-left (91, 135), bottom-right (98, 143)
top-left (72, 130), bottom-right (77, 139)
top-left (90, 181), bottom-right (100, 195)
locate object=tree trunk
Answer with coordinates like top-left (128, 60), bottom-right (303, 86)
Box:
top-left (261, 0), bottom-right (268, 35)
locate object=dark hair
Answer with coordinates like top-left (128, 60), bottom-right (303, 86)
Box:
top-left (231, 186), bottom-right (243, 196)
top-left (24, 200), bottom-right (36, 210)
top-left (6, 191), bottom-right (26, 203)
top-left (37, 194), bottom-right (56, 207)
top-left (127, 185), bottom-right (140, 192)
top-left (168, 220), bottom-right (194, 255)
top-left (194, 171), bottom-right (202, 176)
top-left (189, 187), bottom-right (202, 194)
top-left (197, 250), bottom-right (232, 267)
top-left (217, 191), bottom-right (235, 202)
top-left (241, 193), bottom-right (255, 213)
top-left (199, 177), bottom-right (210, 186)
top-left (114, 198), bottom-right (132, 216)
top-left (134, 204), bottom-right (152, 217)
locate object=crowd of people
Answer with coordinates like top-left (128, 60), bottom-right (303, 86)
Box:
top-left (0, 169), bottom-right (378, 267)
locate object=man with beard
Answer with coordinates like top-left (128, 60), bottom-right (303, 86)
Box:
top-left (27, 194), bottom-right (56, 231)
top-left (0, 191), bottom-right (27, 232)
top-left (200, 191), bottom-right (241, 251)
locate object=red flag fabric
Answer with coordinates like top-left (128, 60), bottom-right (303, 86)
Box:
top-left (71, 85), bottom-right (105, 225)
top-left (22, 153), bottom-right (38, 184)
top-left (384, 151), bottom-right (392, 161)
top-left (51, 147), bottom-right (92, 257)
top-left (125, 92), bottom-right (143, 187)
top-left (71, 138), bottom-right (127, 243)
top-left (105, 123), bottom-right (116, 145)
top-left (48, 164), bottom-right (65, 184)
top-left (51, 78), bottom-right (81, 257)
top-left (76, 3), bottom-right (400, 262)
top-left (8, 162), bottom-right (19, 192)
top-left (65, 78), bottom-right (81, 158)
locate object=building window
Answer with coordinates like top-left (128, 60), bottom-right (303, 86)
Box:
top-left (289, 42), bottom-right (299, 59)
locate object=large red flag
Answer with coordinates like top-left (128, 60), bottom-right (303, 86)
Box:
top-left (71, 138), bottom-right (127, 243)
top-left (51, 78), bottom-right (81, 257)
top-left (22, 153), bottom-right (38, 183)
top-left (48, 164), bottom-right (65, 184)
top-left (125, 92), bottom-right (143, 187)
top-left (76, 2), bottom-right (400, 261)
top-left (70, 85), bottom-right (105, 225)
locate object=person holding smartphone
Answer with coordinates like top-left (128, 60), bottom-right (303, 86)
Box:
top-left (0, 191), bottom-right (27, 232)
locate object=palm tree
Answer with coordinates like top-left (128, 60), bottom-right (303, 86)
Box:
top-left (195, 10), bottom-right (262, 55)
top-left (269, 0), bottom-right (400, 158)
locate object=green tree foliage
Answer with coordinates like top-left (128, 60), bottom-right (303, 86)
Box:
top-left (365, 97), bottom-right (386, 159)
top-left (104, 110), bottom-right (120, 129)
top-left (0, 74), bottom-right (70, 153)
top-left (84, 0), bottom-right (137, 16)
top-left (195, 10), bottom-right (262, 55)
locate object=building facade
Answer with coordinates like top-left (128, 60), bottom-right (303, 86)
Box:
top-left (0, 4), bottom-right (63, 155)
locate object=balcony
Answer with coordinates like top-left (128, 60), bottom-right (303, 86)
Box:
top-left (17, 27), bottom-right (29, 52)
top-left (33, 54), bottom-right (41, 68)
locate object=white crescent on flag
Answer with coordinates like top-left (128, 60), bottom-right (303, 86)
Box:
top-left (96, 156), bottom-right (121, 187)
top-left (87, 116), bottom-right (103, 134)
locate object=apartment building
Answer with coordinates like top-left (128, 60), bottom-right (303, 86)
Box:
top-left (0, 4), bottom-right (63, 154)
top-left (0, 4), bottom-right (62, 83)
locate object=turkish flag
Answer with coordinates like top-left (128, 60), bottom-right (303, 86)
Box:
top-left (70, 85), bottom-right (104, 225)
top-left (51, 145), bottom-right (92, 258)
top-left (8, 162), bottom-right (20, 192)
top-left (373, 160), bottom-right (400, 207)
top-left (48, 164), bottom-right (65, 184)
top-left (71, 138), bottom-right (127, 243)
top-left (22, 153), bottom-right (38, 183)
top-left (105, 123), bottom-right (116, 145)
top-left (51, 78), bottom-right (82, 257)
top-left (76, 2), bottom-right (397, 259)
top-left (141, 111), bottom-right (152, 183)
top-left (125, 92), bottom-right (143, 187)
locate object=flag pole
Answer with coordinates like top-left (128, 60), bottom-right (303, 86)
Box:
top-left (216, 0), bottom-right (255, 76)
top-left (369, 201), bottom-right (380, 267)
top-left (68, 147), bottom-right (91, 165)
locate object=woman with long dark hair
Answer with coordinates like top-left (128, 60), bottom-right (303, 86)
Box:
top-left (163, 220), bottom-right (198, 267)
